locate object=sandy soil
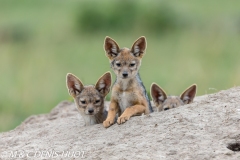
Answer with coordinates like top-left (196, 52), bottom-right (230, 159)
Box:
top-left (0, 87), bottom-right (240, 160)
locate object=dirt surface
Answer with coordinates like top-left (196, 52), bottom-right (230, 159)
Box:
top-left (0, 87), bottom-right (240, 160)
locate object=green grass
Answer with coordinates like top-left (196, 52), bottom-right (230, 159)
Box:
top-left (0, 0), bottom-right (240, 132)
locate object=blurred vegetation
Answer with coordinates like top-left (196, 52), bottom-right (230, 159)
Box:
top-left (76, 1), bottom-right (138, 33)
top-left (76, 1), bottom-right (182, 33)
top-left (0, 0), bottom-right (240, 132)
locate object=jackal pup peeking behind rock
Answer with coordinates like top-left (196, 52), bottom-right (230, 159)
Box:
top-left (103, 36), bottom-right (153, 128)
top-left (151, 83), bottom-right (197, 112)
top-left (66, 72), bottom-right (111, 126)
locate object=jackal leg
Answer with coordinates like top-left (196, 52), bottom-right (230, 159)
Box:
top-left (117, 104), bottom-right (146, 124)
top-left (103, 101), bottom-right (119, 128)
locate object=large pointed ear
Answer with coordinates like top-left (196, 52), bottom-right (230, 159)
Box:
top-left (104, 36), bottom-right (120, 60)
top-left (131, 36), bottom-right (147, 57)
top-left (66, 73), bottom-right (84, 98)
top-left (180, 84), bottom-right (197, 104)
top-left (151, 83), bottom-right (167, 106)
top-left (95, 72), bottom-right (112, 97)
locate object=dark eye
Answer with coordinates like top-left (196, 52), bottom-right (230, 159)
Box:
top-left (130, 63), bottom-right (135, 67)
top-left (80, 101), bottom-right (86, 104)
top-left (116, 63), bottom-right (121, 67)
top-left (95, 100), bottom-right (100, 104)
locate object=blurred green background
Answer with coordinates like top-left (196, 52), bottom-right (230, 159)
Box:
top-left (0, 0), bottom-right (240, 132)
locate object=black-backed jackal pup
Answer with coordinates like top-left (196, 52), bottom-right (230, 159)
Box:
top-left (66, 72), bottom-right (111, 126)
top-left (103, 36), bottom-right (153, 128)
top-left (151, 83), bottom-right (197, 112)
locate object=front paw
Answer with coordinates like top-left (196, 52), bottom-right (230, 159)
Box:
top-left (103, 119), bottom-right (114, 128)
top-left (117, 116), bottom-right (130, 124)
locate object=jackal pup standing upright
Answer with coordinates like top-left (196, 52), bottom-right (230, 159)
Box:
top-left (103, 36), bottom-right (153, 128)
top-left (151, 83), bottom-right (197, 112)
top-left (66, 72), bottom-right (111, 126)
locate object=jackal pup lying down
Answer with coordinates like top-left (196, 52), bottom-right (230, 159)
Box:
top-left (151, 83), bottom-right (197, 112)
top-left (103, 36), bottom-right (153, 128)
top-left (66, 72), bottom-right (111, 126)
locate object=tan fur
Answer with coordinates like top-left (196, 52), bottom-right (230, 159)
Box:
top-left (151, 83), bottom-right (197, 112)
top-left (103, 36), bottom-right (152, 128)
top-left (66, 72), bottom-right (111, 126)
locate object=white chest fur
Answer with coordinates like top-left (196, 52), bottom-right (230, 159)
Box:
top-left (115, 78), bottom-right (139, 114)
top-left (118, 91), bottom-right (135, 114)
top-left (83, 114), bottom-right (97, 126)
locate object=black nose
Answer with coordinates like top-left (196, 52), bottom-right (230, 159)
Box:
top-left (88, 109), bottom-right (94, 113)
top-left (164, 108), bottom-right (169, 111)
top-left (122, 73), bottom-right (128, 78)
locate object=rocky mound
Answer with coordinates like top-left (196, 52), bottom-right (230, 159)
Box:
top-left (0, 87), bottom-right (240, 159)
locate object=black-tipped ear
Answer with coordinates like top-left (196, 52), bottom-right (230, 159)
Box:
top-left (104, 36), bottom-right (120, 60)
top-left (95, 72), bottom-right (112, 97)
top-left (180, 84), bottom-right (197, 104)
top-left (151, 83), bottom-right (167, 106)
top-left (66, 73), bottom-right (84, 98)
top-left (131, 36), bottom-right (147, 57)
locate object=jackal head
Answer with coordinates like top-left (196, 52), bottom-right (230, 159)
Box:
top-left (151, 83), bottom-right (197, 111)
top-left (66, 72), bottom-right (111, 116)
top-left (104, 36), bottom-right (147, 79)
